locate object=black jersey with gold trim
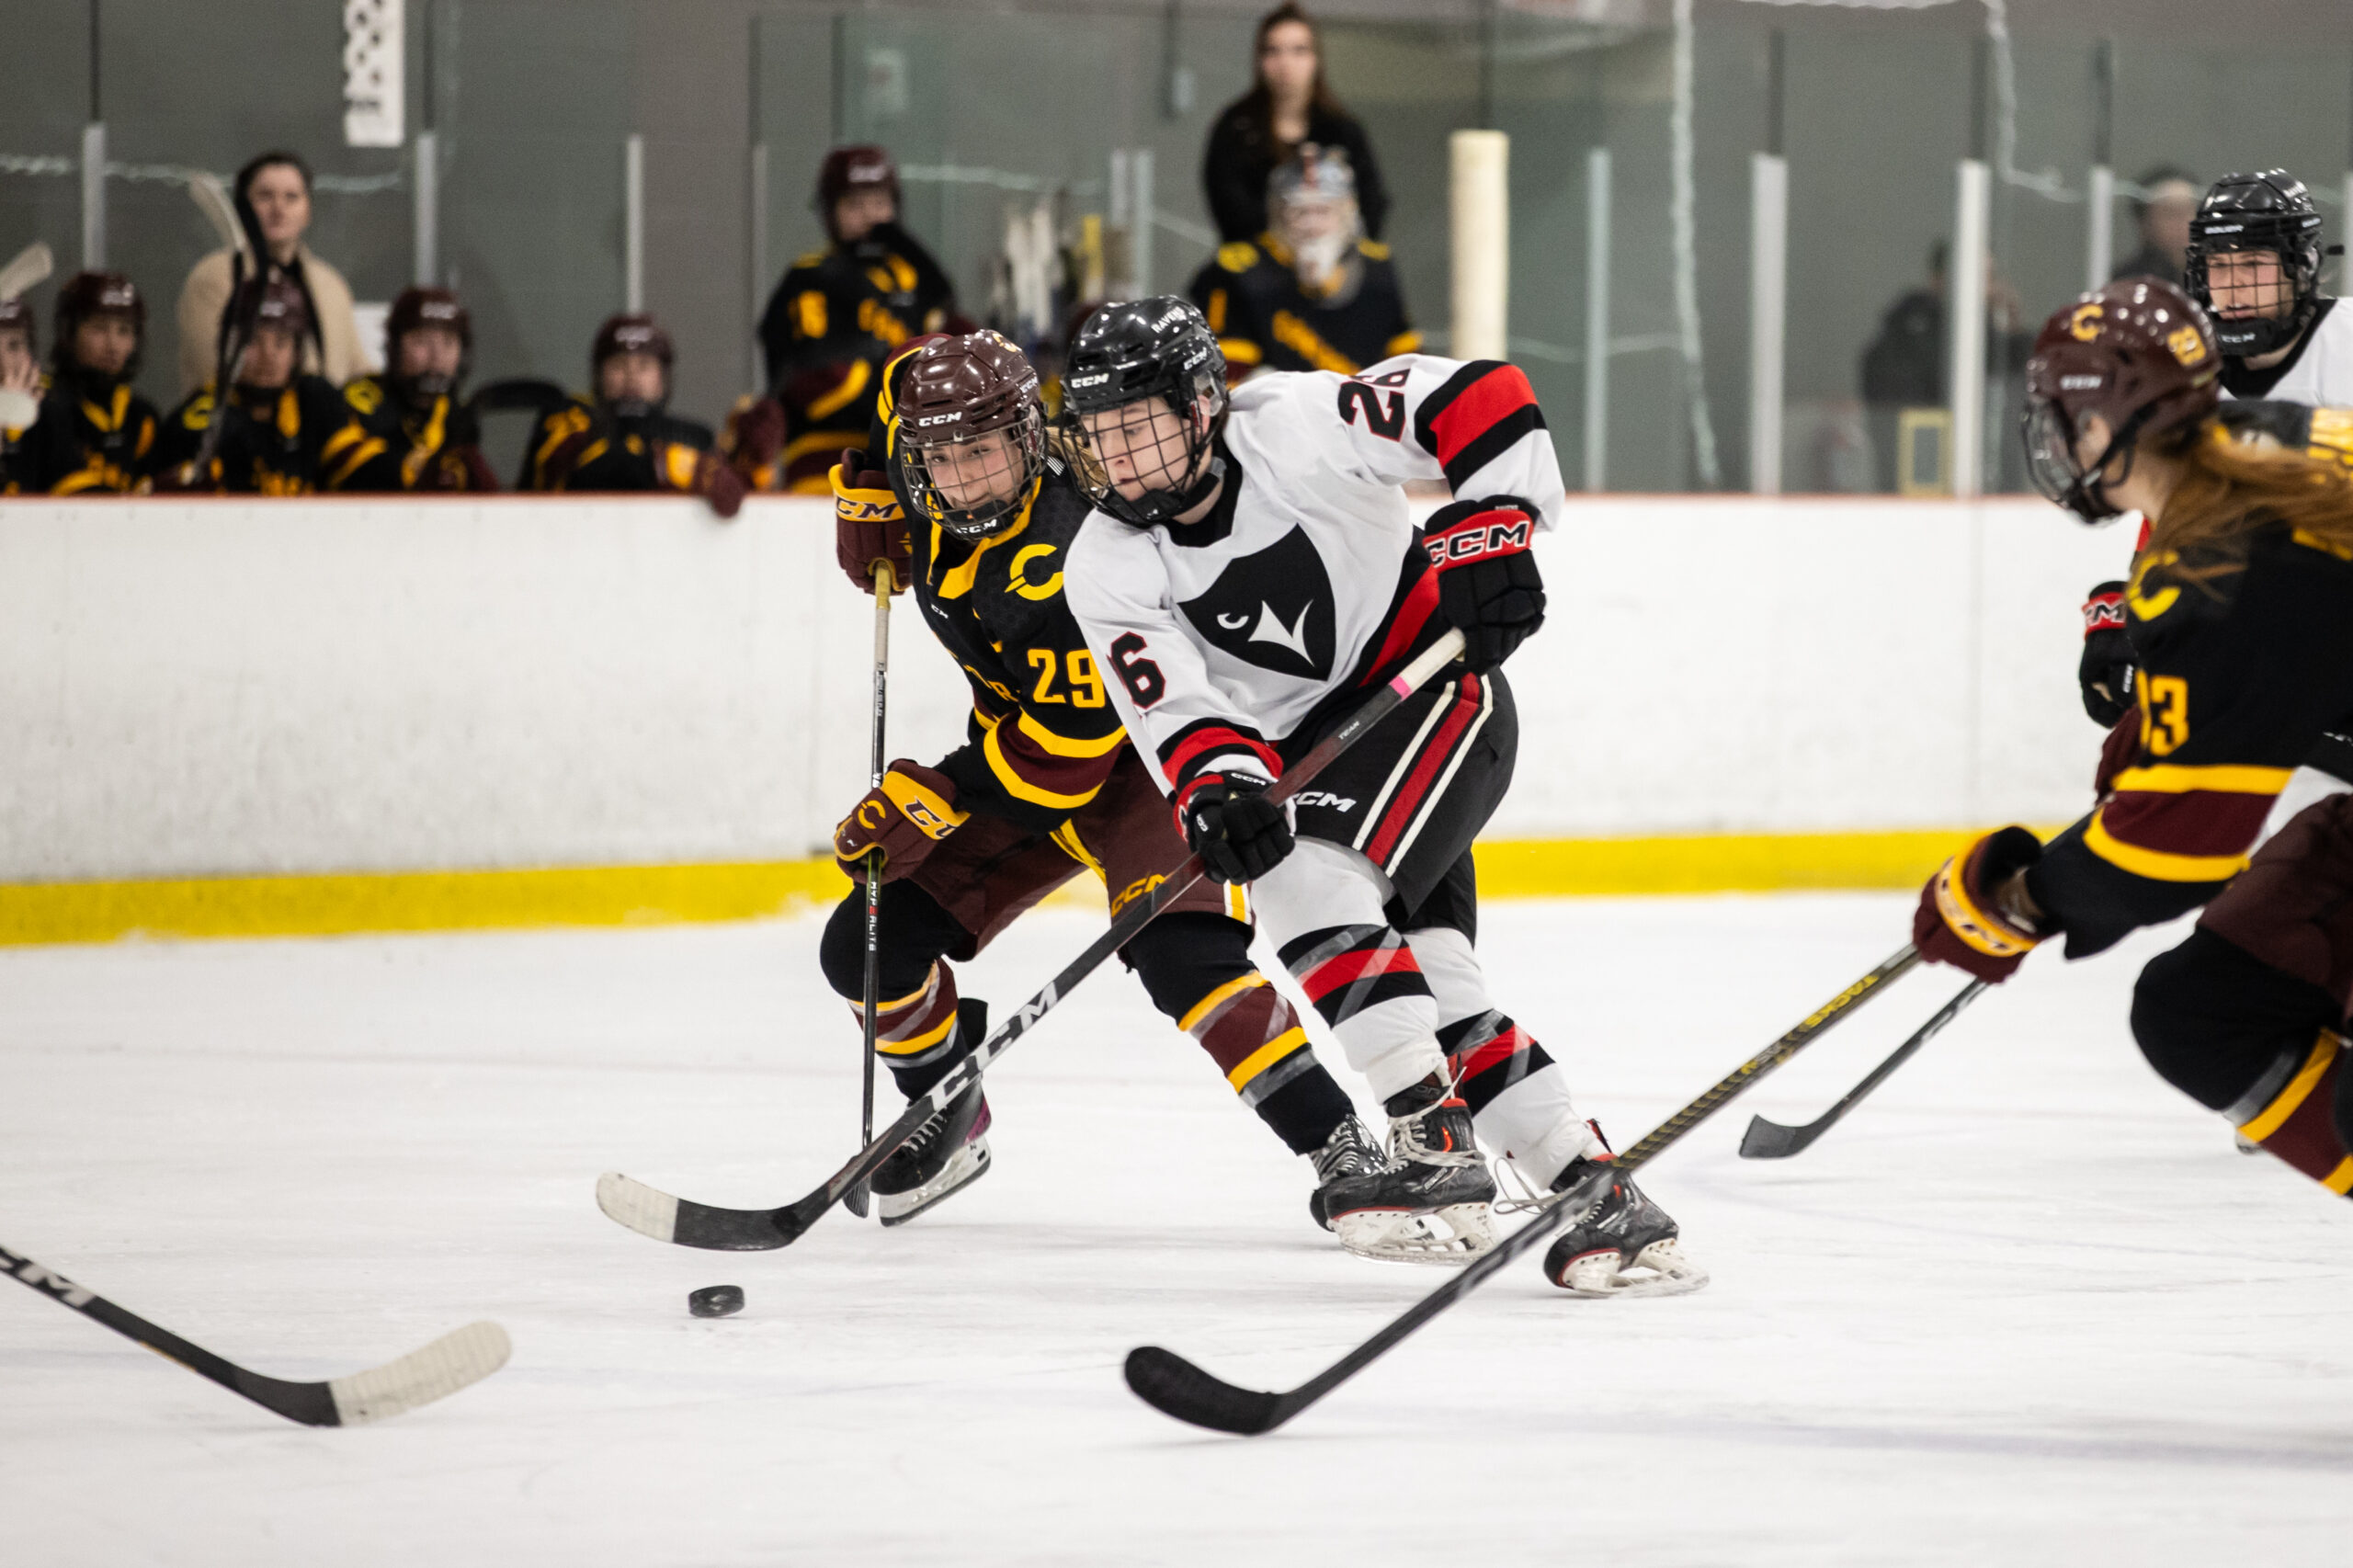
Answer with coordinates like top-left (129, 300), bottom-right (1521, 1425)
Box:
top-left (1188, 233), bottom-right (1418, 378)
top-left (15, 369), bottom-right (161, 494)
top-left (2031, 522), bottom-right (2353, 955)
top-left (519, 395), bottom-right (714, 494)
top-left (158, 375), bottom-right (376, 494)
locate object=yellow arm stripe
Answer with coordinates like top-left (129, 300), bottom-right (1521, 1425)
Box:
top-left (2083, 812), bottom-right (2249, 882)
top-left (1384, 331), bottom-right (1423, 356)
top-left (2239, 1030), bottom-right (2342, 1141)
top-left (325, 435), bottom-right (388, 488)
top-left (1178, 973), bottom-right (1267, 1035)
top-left (1225, 1027), bottom-right (1309, 1091)
top-left (1015, 708), bottom-right (1126, 759)
top-left (2109, 764), bottom-right (2294, 795)
top-left (806, 358), bottom-right (873, 422)
top-left (982, 718), bottom-right (1099, 810)
top-left (1218, 337), bottom-right (1264, 365)
top-left (321, 424), bottom-right (367, 460)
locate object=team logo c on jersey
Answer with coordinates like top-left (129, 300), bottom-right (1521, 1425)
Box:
top-left (1177, 526), bottom-right (1336, 681)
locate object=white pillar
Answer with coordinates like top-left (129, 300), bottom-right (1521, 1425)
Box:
top-left (1747, 151), bottom-right (1787, 495)
top-left (1583, 146), bottom-right (1611, 494)
top-left (1108, 149), bottom-right (1133, 300)
top-left (2086, 164), bottom-right (2113, 292)
top-left (1449, 130), bottom-right (1509, 362)
top-left (1131, 147), bottom-right (1155, 299)
top-left (623, 133), bottom-right (645, 312)
top-left (80, 122), bottom-right (106, 269)
top-left (1948, 157), bottom-right (1990, 499)
top-left (413, 130), bottom-right (438, 286)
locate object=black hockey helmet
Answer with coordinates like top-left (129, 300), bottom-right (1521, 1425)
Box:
top-left (2185, 170), bottom-right (2337, 358)
top-left (1059, 296), bottom-right (1227, 528)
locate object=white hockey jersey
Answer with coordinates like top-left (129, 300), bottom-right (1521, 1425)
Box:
top-left (2220, 297), bottom-right (2353, 404)
top-left (1064, 355), bottom-right (1563, 804)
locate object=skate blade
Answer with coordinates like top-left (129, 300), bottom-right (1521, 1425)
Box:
top-left (877, 1140), bottom-right (991, 1228)
top-left (1334, 1202), bottom-right (1495, 1266)
top-left (1555, 1237), bottom-right (1710, 1299)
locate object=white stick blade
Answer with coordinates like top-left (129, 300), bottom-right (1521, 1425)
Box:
top-left (596, 1171), bottom-right (680, 1242)
top-left (0, 241), bottom-right (54, 301)
top-left (326, 1320), bottom-right (510, 1426)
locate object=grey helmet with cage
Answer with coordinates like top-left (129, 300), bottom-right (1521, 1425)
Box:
top-left (1060, 295), bottom-right (1227, 528)
top-left (2185, 170), bottom-right (2337, 359)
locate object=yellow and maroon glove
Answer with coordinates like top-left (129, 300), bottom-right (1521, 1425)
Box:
top-left (834, 761), bottom-right (969, 880)
top-left (1914, 826), bottom-right (2046, 983)
top-left (831, 449), bottom-right (912, 594)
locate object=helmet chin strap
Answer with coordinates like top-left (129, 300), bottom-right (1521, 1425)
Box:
top-left (2067, 404), bottom-right (2154, 525)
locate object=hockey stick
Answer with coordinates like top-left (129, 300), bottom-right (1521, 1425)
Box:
top-left (185, 172), bottom-right (265, 478)
top-left (1738, 977), bottom-right (1988, 1160)
top-left (597, 628), bottom-right (1472, 1251)
top-left (2, 1240), bottom-right (509, 1426)
top-left (847, 561), bottom-right (898, 1220)
top-left (0, 240), bottom-right (55, 304)
top-left (1123, 944), bottom-right (1926, 1436)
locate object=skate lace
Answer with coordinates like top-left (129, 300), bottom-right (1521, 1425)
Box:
top-left (897, 1103), bottom-right (949, 1164)
top-left (1389, 1105), bottom-right (1483, 1168)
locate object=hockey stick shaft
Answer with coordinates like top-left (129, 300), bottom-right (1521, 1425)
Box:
top-left (4, 1240), bottom-right (287, 1411)
top-left (1124, 942), bottom-right (1923, 1433)
top-left (1738, 977), bottom-right (1988, 1159)
top-left (795, 629), bottom-right (1470, 1224)
top-left (601, 631), bottom-right (1470, 1250)
top-left (849, 564), bottom-right (895, 1219)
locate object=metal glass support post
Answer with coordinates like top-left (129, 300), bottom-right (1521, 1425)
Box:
top-left (1583, 146), bottom-right (1611, 494)
top-left (2086, 40), bottom-right (2113, 290)
top-left (1449, 130), bottom-right (1509, 362)
top-left (413, 133), bottom-right (438, 286)
top-left (747, 16), bottom-right (767, 393)
top-left (1748, 153), bottom-right (1786, 496)
top-left (624, 133), bottom-right (645, 312)
top-left (81, 1), bottom-right (104, 269)
top-left (1949, 158), bottom-right (1990, 499)
top-left (1131, 148), bottom-right (1155, 298)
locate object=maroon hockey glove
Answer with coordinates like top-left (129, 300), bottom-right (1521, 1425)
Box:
top-left (833, 449), bottom-right (913, 595)
top-left (694, 448), bottom-right (749, 519)
top-left (1914, 826), bottom-right (2046, 983)
top-left (2079, 580), bottom-right (2135, 728)
top-left (729, 395), bottom-right (788, 470)
top-left (1180, 774), bottom-right (1294, 884)
top-left (1427, 497), bottom-right (1545, 673)
top-left (834, 761), bottom-right (969, 880)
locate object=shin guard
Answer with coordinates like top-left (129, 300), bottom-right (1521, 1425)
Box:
top-left (2231, 1030), bottom-right (2353, 1196)
top-left (1181, 976), bottom-right (1352, 1155)
top-left (853, 960), bottom-right (969, 1099)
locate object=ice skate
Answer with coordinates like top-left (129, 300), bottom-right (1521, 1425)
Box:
top-left (1318, 1079), bottom-right (1496, 1265)
top-left (1541, 1155), bottom-right (1707, 1298)
top-left (873, 1079), bottom-right (992, 1226)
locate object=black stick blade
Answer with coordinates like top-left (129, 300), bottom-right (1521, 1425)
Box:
top-left (1124, 1346), bottom-right (1289, 1436)
top-left (1737, 1113), bottom-right (1814, 1160)
top-left (597, 1173), bottom-right (801, 1252)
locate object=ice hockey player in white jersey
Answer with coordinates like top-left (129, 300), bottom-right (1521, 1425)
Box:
top-left (1056, 297), bottom-right (1704, 1296)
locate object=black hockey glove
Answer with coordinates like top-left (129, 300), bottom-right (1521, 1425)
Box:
top-left (1427, 497), bottom-right (1546, 673)
top-left (2078, 580), bottom-right (2135, 728)
top-left (1180, 774), bottom-right (1294, 884)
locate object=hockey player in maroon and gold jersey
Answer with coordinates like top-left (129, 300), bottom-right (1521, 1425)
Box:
top-left (157, 277), bottom-right (379, 494)
top-left (824, 330), bottom-right (1455, 1243)
top-left (1918, 278), bottom-right (2353, 1200)
top-left (14, 272), bottom-right (161, 494)
top-left (523, 313), bottom-right (749, 517)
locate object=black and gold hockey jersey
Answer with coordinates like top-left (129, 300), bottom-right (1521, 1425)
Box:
top-left (760, 226), bottom-right (961, 491)
top-left (158, 375), bottom-right (376, 494)
top-left (2031, 522), bottom-right (2353, 955)
top-left (520, 396), bottom-right (714, 494)
top-left (1188, 234), bottom-right (1418, 379)
top-left (334, 376), bottom-right (498, 492)
top-left (12, 370), bottom-right (160, 494)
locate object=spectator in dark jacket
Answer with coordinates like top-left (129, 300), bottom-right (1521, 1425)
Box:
top-left (1201, 4), bottom-right (1389, 246)
top-left (2110, 166), bottom-right (2199, 289)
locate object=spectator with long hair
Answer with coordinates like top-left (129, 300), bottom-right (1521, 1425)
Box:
top-left (1201, 4), bottom-right (1389, 247)
top-left (175, 151), bottom-right (368, 396)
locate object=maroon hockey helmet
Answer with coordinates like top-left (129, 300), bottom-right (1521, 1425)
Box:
top-left (386, 286), bottom-right (472, 358)
top-left (892, 331), bottom-right (1047, 539)
top-left (592, 312), bottom-right (674, 369)
top-left (2021, 278), bottom-right (2221, 524)
top-left (816, 145), bottom-right (901, 240)
top-left (237, 274), bottom-right (313, 340)
top-left (52, 270), bottom-right (144, 373)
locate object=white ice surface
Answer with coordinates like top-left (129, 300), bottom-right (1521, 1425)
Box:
top-left (4, 895), bottom-right (2350, 1565)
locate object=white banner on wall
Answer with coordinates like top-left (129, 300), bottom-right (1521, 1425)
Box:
top-left (343, 0), bottom-right (405, 148)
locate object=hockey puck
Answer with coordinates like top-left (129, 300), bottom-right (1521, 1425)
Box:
top-left (688, 1284), bottom-right (745, 1319)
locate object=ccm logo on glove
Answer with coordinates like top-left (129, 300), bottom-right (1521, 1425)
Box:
top-left (1425, 508), bottom-right (1533, 565)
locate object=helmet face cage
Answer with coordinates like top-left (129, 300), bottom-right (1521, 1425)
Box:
top-left (2185, 174), bottom-right (2327, 358)
top-left (1063, 367), bottom-right (1228, 528)
top-left (2020, 394), bottom-right (2131, 525)
top-left (897, 402), bottom-right (1047, 540)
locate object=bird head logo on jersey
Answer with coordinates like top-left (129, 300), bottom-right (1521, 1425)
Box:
top-left (1177, 526), bottom-right (1336, 680)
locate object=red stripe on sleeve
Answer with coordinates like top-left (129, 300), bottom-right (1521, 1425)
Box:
top-left (1427, 365), bottom-right (1537, 469)
top-left (1164, 725), bottom-right (1282, 789)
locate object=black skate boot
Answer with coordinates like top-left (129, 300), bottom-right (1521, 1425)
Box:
top-left (872, 1001), bottom-right (993, 1227)
top-left (1306, 1115), bottom-right (1385, 1232)
top-left (1541, 1153), bottom-right (1707, 1298)
top-left (1317, 1076), bottom-right (1497, 1265)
